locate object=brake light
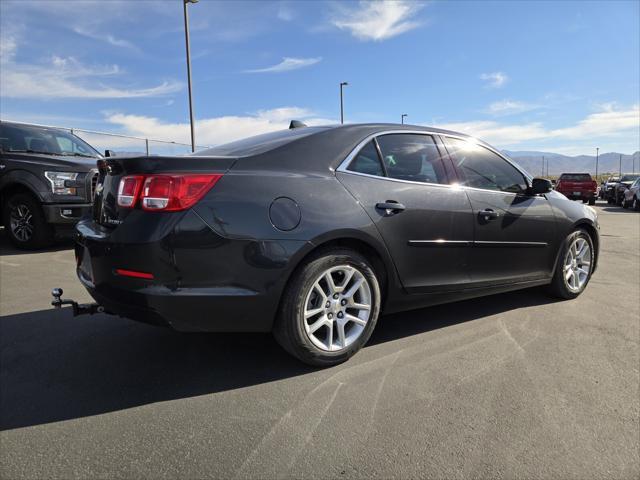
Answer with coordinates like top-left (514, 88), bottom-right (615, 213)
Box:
top-left (116, 173), bottom-right (222, 211)
top-left (117, 175), bottom-right (144, 207)
top-left (141, 174), bottom-right (222, 211)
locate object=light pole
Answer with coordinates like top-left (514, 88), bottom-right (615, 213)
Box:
top-left (401, 114), bottom-right (407, 125)
top-left (541, 156), bottom-right (545, 177)
top-left (619, 154), bottom-right (622, 176)
top-left (340, 82), bottom-right (348, 124)
top-left (183, 0), bottom-right (198, 152)
top-left (595, 147), bottom-right (599, 181)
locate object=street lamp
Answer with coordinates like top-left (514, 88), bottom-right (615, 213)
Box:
top-left (401, 114), bottom-right (407, 125)
top-left (340, 82), bottom-right (348, 124)
top-left (595, 147), bottom-right (599, 181)
top-left (183, 0), bottom-right (198, 152)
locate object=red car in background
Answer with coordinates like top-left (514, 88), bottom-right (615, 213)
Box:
top-left (555, 173), bottom-right (597, 205)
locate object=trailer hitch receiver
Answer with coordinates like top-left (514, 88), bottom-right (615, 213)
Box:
top-left (51, 288), bottom-right (104, 316)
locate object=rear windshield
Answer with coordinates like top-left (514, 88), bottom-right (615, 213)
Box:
top-left (559, 173), bottom-right (592, 181)
top-left (192, 126), bottom-right (328, 157)
top-left (620, 174), bottom-right (640, 182)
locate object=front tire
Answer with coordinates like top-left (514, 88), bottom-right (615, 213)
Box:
top-left (2, 192), bottom-right (54, 249)
top-left (273, 248), bottom-right (381, 366)
top-left (588, 196), bottom-right (596, 206)
top-left (548, 229), bottom-right (594, 299)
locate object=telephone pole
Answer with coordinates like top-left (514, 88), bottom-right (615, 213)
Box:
top-left (595, 147), bottom-right (599, 181)
top-left (542, 156), bottom-right (545, 177)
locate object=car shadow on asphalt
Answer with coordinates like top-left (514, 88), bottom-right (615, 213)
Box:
top-left (0, 229), bottom-right (75, 256)
top-left (599, 207), bottom-right (638, 213)
top-left (1, 287), bottom-right (558, 431)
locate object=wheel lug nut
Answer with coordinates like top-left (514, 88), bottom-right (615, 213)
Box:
top-left (337, 312), bottom-right (343, 319)
top-left (333, 293), bottom-right (339, 299)
top-left (341, 299), bottom-right (347, 306)
top-left (325, 301), bottom-right (331, 308)
top-left (327, 313), bottom-right (333, 319)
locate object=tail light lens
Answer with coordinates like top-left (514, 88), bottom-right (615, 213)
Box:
top-left (117, 175), bottom-right (144, 207)
top-left (117, 174), bottom-right (222, 211)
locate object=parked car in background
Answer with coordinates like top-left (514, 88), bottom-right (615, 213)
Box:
top-left (555, 173), bottom-right (597, 205)
top-left (611, 174), bottom-right (640, 206)
top-left (600, 175), bottom-right (620, 199)
top-left (0, 121), bottom-right (101, 249)
top-left (622, 177), bottom-right (640, 211)
top-left (58, 123), bottom-right (600, 366)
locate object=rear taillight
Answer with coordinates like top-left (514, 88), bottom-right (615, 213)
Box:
top-left (116, 173), bottom-right (222, 211)
top-left (141, 174), bottom-right (222, 211)
top-left (117, 175), bottom-right (144, 207)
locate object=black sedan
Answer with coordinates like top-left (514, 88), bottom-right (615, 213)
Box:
top-left (69, 123), bottom-right (599, 366)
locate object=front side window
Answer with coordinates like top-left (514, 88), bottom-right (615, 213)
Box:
top-left (346, 140), bottom-right (384, 176)
top-left (444, 137), bottom-right (527, 193)
top-left (376, 134), bottom-right (448, 184)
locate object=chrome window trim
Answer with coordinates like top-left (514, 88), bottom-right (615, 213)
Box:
top-left (336, 129), bottom-right (534, 195)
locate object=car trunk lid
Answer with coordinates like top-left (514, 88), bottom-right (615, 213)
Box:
top-left (93, 155), bottom-right (236, 228)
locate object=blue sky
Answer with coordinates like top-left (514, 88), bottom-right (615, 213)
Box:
top-left (1, 0), bottom-right (638, 155)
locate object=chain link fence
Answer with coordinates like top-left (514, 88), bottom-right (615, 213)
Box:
top-left (6, 121), bottom-right (210, 156)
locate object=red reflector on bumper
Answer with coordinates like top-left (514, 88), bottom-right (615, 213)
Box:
top-left (115, 268), bottom-right (154, 279)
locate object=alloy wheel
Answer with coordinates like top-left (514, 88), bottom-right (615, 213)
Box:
top-left (303, 265), bottom-right (372, 352)
top-left (9, 203), bottom-right (34, 242)
top-left (563, 237), bottom-right (591, 293)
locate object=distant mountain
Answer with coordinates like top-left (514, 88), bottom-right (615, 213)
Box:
top-left (503, 150), bottom-right (640, 177)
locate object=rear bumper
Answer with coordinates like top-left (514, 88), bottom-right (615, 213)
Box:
top-left (74, 212), bottom-right (310, 332)
top-left (557, 191), bottom-right (595, 200)
top-left (43, 203), bottom-right (92, 224)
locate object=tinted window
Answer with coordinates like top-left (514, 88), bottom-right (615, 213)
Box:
top-left (559, 173), bottom-right (592, 181)
top-left (376, 134), bottom-right (448, 184)
top-left (445, 137), bottom-right (527, 193)
top-left (0, 124), bottom-right (98, 157)
top-left (346, 140), bottom-right (384, 176)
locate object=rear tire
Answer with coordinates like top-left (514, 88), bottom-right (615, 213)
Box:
top-left (273, 248), bottom-right (381, 366)
top-left (588, 197), bottom-right (596, 206)
top-left (622, 198), bottom-right (628, 209)
top-left (633, 196), bottom-right (640, 211)
top-left (2, 192), bottom-right (54, 250)
top-left (548, 229), bottom-right (594, 299)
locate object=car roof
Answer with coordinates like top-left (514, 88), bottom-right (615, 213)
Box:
top-left (196, 123), bottom-right (473, 159)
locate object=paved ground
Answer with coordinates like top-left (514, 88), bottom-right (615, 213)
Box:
top-left (1, 202), bottom-right (638, 479)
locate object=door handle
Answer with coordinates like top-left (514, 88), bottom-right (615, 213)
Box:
top-left (376, 201), bottom-right (406, 215)
top-left (479, 208), bottom-right (499, 221)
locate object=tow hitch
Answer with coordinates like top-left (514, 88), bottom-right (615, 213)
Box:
top-left (51, 288), bottom-right (105, 316)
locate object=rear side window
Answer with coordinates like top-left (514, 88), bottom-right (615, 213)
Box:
top-left (444, 137), bottom-right (527, 193)
top-left (346, 140), bottom-right (384, 176)
top-left (559, 174), bottom-right (592, 181)
top-left (376, 134), bottom-right (448, 184)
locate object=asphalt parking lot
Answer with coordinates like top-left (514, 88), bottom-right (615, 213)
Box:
top-left (1, 202), bottom-right (638, 479)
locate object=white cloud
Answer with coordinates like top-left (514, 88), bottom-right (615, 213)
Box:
top-left (72, 26), bottom-right (138, 50)
top-left (436, 104), bottom-right (640, 149)
top-left (106, 107), bottom-right (335, 146)
top-left (277, 3), bottom-right (295, 21)
top-left (332, 1), bottom-right (424, 41)
top-left (0, 37), bottom-right (182, 99)
top-left (486, 100), bottom-right (540, 116)
top-left (480, 72), bottom-right (509, 88)
top-left (245, 57), bottom-right (322, 74)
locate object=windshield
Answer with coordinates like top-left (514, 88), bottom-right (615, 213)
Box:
top-left (0, 123), bottom-right (100, 157)
top-left (620, 174), bottom-right (640, 182)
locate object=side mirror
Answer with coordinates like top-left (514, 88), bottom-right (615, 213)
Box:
top-left (530, 177), bottom-right (553, 195)
top-left (104, 149), bottom-right (116, 158)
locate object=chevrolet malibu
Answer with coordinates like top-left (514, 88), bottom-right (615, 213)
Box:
top-left (68, 124), bottom-right (599, 366)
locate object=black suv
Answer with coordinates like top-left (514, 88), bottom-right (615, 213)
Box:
top-left (0, 121), bottom-right (101, 249)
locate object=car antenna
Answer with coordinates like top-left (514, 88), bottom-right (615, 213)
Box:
top-left (289, 120), bottom-right (307, 129)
